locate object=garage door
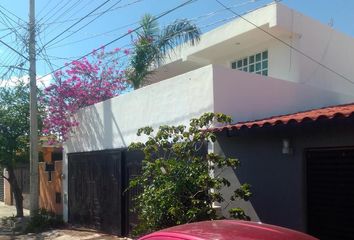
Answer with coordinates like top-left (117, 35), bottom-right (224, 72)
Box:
top-left (307, 148), bottom-right (354, 240)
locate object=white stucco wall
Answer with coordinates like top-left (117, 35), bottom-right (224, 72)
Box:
top-left (152, 3), bottom-right (354, 96)
top-left (212, 65), bottom-right (354, 123)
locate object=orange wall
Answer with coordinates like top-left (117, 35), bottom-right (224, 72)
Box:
top-left (3, 170), bottom-right (12, 205)
top-left (39, 147), bottom-right (63, 215)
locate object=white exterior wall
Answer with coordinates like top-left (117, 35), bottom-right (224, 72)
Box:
top-left (273, 4), bottom-right (354, 96)
top-left (153, 3), bottom-right (354, 96)
top-left (212, 65), bottom-right (354, 123)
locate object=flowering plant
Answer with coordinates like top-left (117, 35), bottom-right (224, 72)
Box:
top-left (42, 47), bottom-right (129, 142)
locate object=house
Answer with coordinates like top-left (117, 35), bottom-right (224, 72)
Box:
top-left (62, 2), bottom-right (354, 236)
top-left (210, 103), bottom-right (354, 240)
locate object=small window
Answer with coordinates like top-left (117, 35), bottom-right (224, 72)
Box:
top-left (56, 192), bottom-right (61, 204)
top-left (231, 50), bottom-right (268, 76)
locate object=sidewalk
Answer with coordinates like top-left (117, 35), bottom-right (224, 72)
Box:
top-left (0, 202), bottom-right (29, 218)
top-left (0, 202), bottom-right (130, 240)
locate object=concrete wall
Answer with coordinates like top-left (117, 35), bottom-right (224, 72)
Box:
top-left (214, 118), bottom-right (354, 232)
top-left (153, 3), bottom-right (354, 96)
top-left (3, 169), bottom-right (11, 205)
top-left (212, 65), bottom-right (354, 123)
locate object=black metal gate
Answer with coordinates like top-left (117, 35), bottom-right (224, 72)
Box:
top-left (68, 149), bottom-right (142, 236)
top-left (307, 148), bottom-right (354, 240)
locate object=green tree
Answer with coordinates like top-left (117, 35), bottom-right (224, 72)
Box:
top-left (129, 113), bottom-right (252, 234)
top-left (126, 14), bottom-right (201, 89)
top-left (0, 82), bottom-right (41, 217)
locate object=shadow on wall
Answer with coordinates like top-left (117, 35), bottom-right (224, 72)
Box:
top-left (215, 131), bottom-right (305, 231)
top-left (66, 95), bottom-right (213, 153)
top-left (67, 99), bottom-right (127, 152)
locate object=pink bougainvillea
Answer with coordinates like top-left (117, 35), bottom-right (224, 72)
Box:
top-left (42, 47), bottom-right (129, 142)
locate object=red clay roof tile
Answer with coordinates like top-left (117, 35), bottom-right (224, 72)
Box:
top-left (211, 103), bottom-right (354, 132)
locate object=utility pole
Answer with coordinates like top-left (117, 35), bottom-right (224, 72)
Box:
top-left (29, 0), bottom-right (38, 216)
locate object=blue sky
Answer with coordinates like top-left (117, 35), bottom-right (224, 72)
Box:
top-left (0, 0), bottom-right (353, 82)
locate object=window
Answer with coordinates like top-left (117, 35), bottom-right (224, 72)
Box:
top-left (231, 50), bottom-right (268, 76)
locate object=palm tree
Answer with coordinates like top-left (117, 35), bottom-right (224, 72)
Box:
top-left (126, 14), bottom-right (201, 89)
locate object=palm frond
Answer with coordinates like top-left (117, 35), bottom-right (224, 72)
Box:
top-left (138, 14), bottom-right (159, 39)
top-left (157, 19), bottom-right (201, 61)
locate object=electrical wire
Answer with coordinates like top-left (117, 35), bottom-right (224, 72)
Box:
top-left (37, 0), bottom-right (198, 81)
top-left (0, 4), bottom-right (26, 24)
top-left (36, 0), bottom-right (72, 24)
top-left (38, 0), bottom-right (114, 54)
top-left (46, 0), bottom-right (124, 49)
top-left (42, 0), bottom-right (145, 27)
top-left (46, 0), bottom-right (259, 50)
top-left (36, 0), bottom-right (53, 19)
top-left (0, 39), bottom-right (28, 61)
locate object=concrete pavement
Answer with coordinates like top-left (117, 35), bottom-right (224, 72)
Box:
top-left (0, 202), bottom-right (29, 218)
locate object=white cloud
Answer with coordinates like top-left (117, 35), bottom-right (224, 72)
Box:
top-left (0, 74), bottom-right (53, 88)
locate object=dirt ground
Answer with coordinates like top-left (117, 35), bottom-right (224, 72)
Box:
top-left (0, 228), bottom-right (132, 240)
top-left (0, 202), bottom-right (132, 240)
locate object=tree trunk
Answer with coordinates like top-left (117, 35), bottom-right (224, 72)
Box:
top-left (7, 165), bottom-right (24, 217)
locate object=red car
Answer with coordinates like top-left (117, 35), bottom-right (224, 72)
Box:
top-left (138, 220), bottom-right (318, 240)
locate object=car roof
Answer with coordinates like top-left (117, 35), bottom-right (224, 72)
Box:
top-left (139, 220), bottom-right (318, 240)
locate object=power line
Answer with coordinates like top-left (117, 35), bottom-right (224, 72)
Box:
top-left (214, 0), bottom-right (354, 85)
top-left (0, 4), bottom-right (26, 23)
top-left (36, 0), bottom-right (53, 19)
top-left (0, 10), bottom-right (27, 44)
top-left (36, 0), bottom-right (71, 24)
top-left (37, 0), bottom-right (197, 81)
top-left (42, 0), bottom-right (145, 27)
top-left (0, 39), bottom-right (28, 61)
top-left (38, 0), bottom-right (113, 53)
top-left (46, 0), bottom-right (124, 49)
top-left (46, 0), bottom-right (259, 50)
top-left (42, 0), bottom-right (84, 28)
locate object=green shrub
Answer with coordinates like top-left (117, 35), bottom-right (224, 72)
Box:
top-left (25, 209), bottom-right (64, 233)
top-left (129, 113), bottom-right (252, 235)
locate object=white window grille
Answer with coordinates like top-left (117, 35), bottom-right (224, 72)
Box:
top-left (231, 50), bottom-right (268, 76)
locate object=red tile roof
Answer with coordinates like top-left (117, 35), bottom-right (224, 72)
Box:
top-left (211, 103), bottom-right (354, 132)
